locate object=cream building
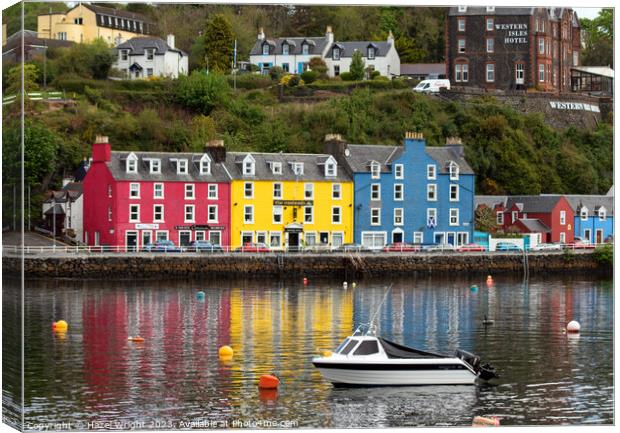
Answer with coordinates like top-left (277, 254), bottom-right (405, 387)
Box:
top-left (37, 3), bottom-right (154, 45)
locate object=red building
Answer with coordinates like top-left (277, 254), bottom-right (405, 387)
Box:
top-left (495, 195), bottom-right (574, 243)
top-left (83, 136), bottom-right (231, 249)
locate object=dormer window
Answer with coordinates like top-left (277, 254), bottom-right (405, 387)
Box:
top-left (598, 207), bottom-right (607, 221)
top-left (580, 207), bottom-right (588, 221)
top-left (242, 154), bottom-right (255, 176)
top-left (458, 6), bottom-right (467, 13)
top-left (199, 154), bottom-right (211, 175)
top-left (282, 43), bottom-right (289, 55)
top-left (449, 162), bottom-right (459, 180)
top-left (333, 47), bottom-right (340, 60)
top-left (126, 153), bottom-right (138, 173)
top-left (292, 162), bottom-right (304, 176)
top-left (368, 46), bottom-right (375, 59)
top-left (302, 43), bottom-right (309, 55)
top-left (177, 159), bottom-right (188, 175)
top-left (270, 162), bottom-right (282, 175)
top-left (262, 43), bottom-right (269, 55)
top-left (486, 6), bottom-right (495, 12)
top-left (149, 159), bottom-right (161, 174)
top-left (146, 48), bottom-right (154, 60)
top-left (370, 161), bottom-right (380, 179)
top-left (325, 159), bottom-right (337, 177)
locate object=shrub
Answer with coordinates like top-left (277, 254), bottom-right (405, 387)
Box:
top-left (227, 73), bottom-right (272, 90)
top-left (370, 70), bottom-right (381, 79)
top-left (308, 57), bottom-right (328, 74)
top-left (175, 71), bottom-right (231, 115)
top-left (54, 39), bottom-right (115, 79)
top-left (339, 72), bottom-right (354, 81)
top-left (593, 244), bottom-right (613, 266)
top-left (269, 66), bottom-right (285, 81)
top-left (300, 70), bottom-right (319, 84)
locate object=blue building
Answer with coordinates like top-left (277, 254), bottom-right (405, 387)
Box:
top-left (564, 195), bottom-right (614, 243)
top-left (326, 132), bottom-right (475, 247)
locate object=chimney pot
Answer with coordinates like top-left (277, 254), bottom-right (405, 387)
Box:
top-left (167, 34), bottom-right (175, 49)
top-left (95, 135), bottom-right (108, 144)
top-left (405, 131), bottom-right (423, 140)
top-left (324, 133), bottom-right (343, 142)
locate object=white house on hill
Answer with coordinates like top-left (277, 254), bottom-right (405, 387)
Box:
top-left (325, 31), bottom-right (400, 78)
top-left (113, 34), bottom-right (188, 79)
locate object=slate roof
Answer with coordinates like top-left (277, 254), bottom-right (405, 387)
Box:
top-left (505, 195), bottom-right (563, 213)
top-left (43, 182), bottom-right (83, 204)
top-left (328, 41), bottom-right (392, 58)
top-left (2, 30), bottom-right (74, 56)
top-left (250, 36), bottom-right (329, 56)
top-left (80, 3), bottom-right (153, 24)
top-left (426, 147), bottom-right (473, 175)
top-left (571, 66), bottom-right (614, 79)
top-left (475, 195), bottom-right (507, 209)
top-left (107, 151), bottom-right (231, 182)
top-left (559, 195), bottom-right (613, 217)
top-left (224, 152), bottom-right (351, 182)
top-left (448, 6), bottom-right (536, 16)
top-left (115, 36), bottom-right (187, 56)
top-left (518, 218), bottom-right (551, 233)
top-left (400, 63), bottom-right (446, 76)
top-left (607, 185), bottom-right (614, 196)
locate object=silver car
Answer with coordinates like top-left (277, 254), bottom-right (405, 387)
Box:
top-left (530, 243), bottom-right (562, 251)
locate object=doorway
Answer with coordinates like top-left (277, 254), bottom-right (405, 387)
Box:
top-left (392, 230), bottom-right (403, 243)
top-left (596, 229), bottom-right (603, 244)
top-left (125, 231), bottom-right (138, 252)
top-left (288, 232), bottom-right (300, 250)
top-left (515, 63), bottom-right (524, 85)
top-left (179, 231), bottom-right (191, 247)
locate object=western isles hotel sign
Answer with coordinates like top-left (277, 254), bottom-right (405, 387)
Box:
top-left (495, 23), bottom-right (528, 44)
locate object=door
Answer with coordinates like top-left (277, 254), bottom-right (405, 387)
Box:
top-left (392, 231), bottom-right (403, 243)
top-left (126, 231), bottom-right (138, 252)
top-left (515, 64), bottom-right (524, 85)
top-left (141, 231), bottom-right (152, 248)
top-left (434, 233), bottom-right (445, 245)
top-left (320, 232), bottom-right (329, 245)
top-left (288, 233), bottom-right (300, 251)
top-left (596, 229), bottom-right (603, 244)
top-left (447, 232), bottom-right (456, 246)
top-left (583, 229), bottom-right (591, 243)
top-left (179, 231), bottom-right (191, 247)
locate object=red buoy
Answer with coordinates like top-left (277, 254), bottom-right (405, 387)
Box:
top-left (303, 277), bottom-right (308, 286)
top-left (258, 374), bottom-right (280, 389)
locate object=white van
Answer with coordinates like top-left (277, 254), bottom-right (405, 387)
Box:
top-left (413, 79), bottom-right (451, 93)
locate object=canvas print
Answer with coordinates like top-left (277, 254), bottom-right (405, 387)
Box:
top-left (1, 0), bottom-right (614, 430)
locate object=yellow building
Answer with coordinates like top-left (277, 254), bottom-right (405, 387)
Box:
top-left (37, 3), bottom-right (154, 45)
top-left (225, 151), bottom-right (354, 250)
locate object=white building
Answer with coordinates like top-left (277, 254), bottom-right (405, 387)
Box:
top-left (113, 34), bottom-right (188, 79)
top-left (249, 27), bottom-right (333, 74)
top-left (42, 180), bottom-right (84, 242)
top-left (324, 32), bottom-right (401, 78)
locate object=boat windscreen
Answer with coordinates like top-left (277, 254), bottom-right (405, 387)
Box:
top-left (378, 338), bottom-right (446, 359)
top-left (340, 339), bottom-right (359, 355)
top-left (334, 338), bottom-right (350, 353)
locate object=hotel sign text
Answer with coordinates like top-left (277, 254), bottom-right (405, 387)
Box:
top-left (549, 101), bottom-right (600, 113)
top-left (495, 23), bottom-right (528, 44)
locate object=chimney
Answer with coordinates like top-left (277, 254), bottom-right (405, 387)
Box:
top-left (204, 139), bottom-right (226, 163)
top-left (166, 34), bottom-right (175, 49)
top-left (446, 136), bottom-right (464, 158)
top-left (387, 30), bottom-right (394, 44)
top-left (403, 131), bottom-right (425, 152)
top-left (92, 135), bottom-right (111, 163)
top-left (257, 27), bottom-right (265, 40)
top-left (325, 25), bottom-right (334, 44)
top-left (324, 133), bottom-right (347, 159)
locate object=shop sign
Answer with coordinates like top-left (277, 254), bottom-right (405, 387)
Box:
top-left (136, 223), bottom-right (159, 229)
top-left (549, 101), bottom-right (600, 112)
top-left (273, 200), bottom-right (314, 206)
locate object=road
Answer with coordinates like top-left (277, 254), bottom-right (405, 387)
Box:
top-left (2, 231), bottom-right (69, 246)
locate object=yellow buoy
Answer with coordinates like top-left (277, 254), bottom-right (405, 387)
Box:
top-left (321, 350), bottom-right (333, 357)
top-left (53, 320), bottom-right (68, 331)
top-left (219, 345), bottom-right (234, 359)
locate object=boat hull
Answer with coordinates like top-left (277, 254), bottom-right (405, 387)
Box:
top-left (313, 361), bottom-right (477, 386)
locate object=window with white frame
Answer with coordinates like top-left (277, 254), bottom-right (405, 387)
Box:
top-left (458, 5), bottom-right (467, 12)
top-left (129, 204), bottom-right (140, 222)
top-left (486, 63), bottom-right (495, 82)
top-left (371, 162), bottom-right (380, 179)
top-left (244, 205), bottom-right (254, 223)
top-left (127, 155), bottom-right (138, 173)
top-left (185, 205), bottom-right (195, 222)
top-left (150, 159), bottom-right (161, 174)
top-left (539, 64), bottom-right (545, 82)
top-left (243, 156), bottom-right (255, 175)
top-left (413, 232), bottom-right (423, 244)
top-left (302, 43), bottom-right (309, 55)
top-left (427, 208), bottom-right (437, 226)
top-left (273, 206), bottom-right (283, 224)
top-left (208, 205), bottom-right (218, 223)
top-left (146, 48), bottom-right (154, 60)
top-left (455, 63), bottom-right (469, 82)
top-left (486, 17), bottom-right (494, 31)
top-left (177, 159), bottom-right (188, 174)
top-left (458, 38), bottom-right (466, 53)
top-left (332, 184), bottom-right (341, 199)
top-left (304, 183), bottom-right (314, 199)
top-left (449, 162), bottom-right (459, 180)
top-left (200, 156), bottom-right (211, 175)
top-left (394, 164), bottom-right (404, 179)
top-left (486, 6), bottom-right (495, 12)
top-left (598, 208), bottom-right (606, 221)
top-left (486, 38), bottom-right (494, 53)
top-left (580, 207), bottom-right (588, 221)
top-left (332, 206), bottom-right (342, 224)
top-left (427, 164), bottom-right (436, 179)
top-left (371, 208), bottom-right (381, 226)
top-left (282, 43), bottom-right (289, 55)
top-left (325, 160), bottom-right (337, 177)
top-left (271, 162), bottom-right (282, 175)
top-left (153, 204), bottom-right (164, 222)
top-left (304, 206), bottom-right (313, 223)
top-left (262, 44), bottom-right (269, 55)
top-left (129, 183), bottom-right (140, 198)
top-left (273, 182), bottom-right (282, 199)
top-left (368, 46), bottom-right (375, 59)
top-left (185, 184), bottom-right (195, 199)
top-left (208, 184), bottom-right (218, 199)
top-left (333, 47), bottom-right (340, 60)
top-left (450, 184), bottom-right (459, 201)
top-left (512, 211), bottom-right (518, 223)
top-left (394, 208), bottom-right (404, 226)
top-left (560, 210), bottom-right (566, 225)
top-left (538, 38), bottom-right (545, 54)
top-left (496, 211), bottom-right (504, 225)
top-left (560, 232), bottom-right (566, 243)
top-left (292, 162), bottom-right (304, 175)
top-left (371, 184), bottom-right (381, 201)
top-left (394, 184), bottom-right (404, 201)
top-left (449, 208), bottom-right (459, 226)
top-left (458, 18), bottom-right (465, 32)
top-left (244, 182), bottom-right (254, 198)
top-left (427, 184), bottom-right (437, 201)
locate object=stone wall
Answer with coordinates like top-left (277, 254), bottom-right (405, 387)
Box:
top-left (2, 251), bottom-right (607, 279)
top-left (440, 87), bottom-right (611, 130)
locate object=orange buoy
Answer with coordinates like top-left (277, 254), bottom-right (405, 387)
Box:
top-left (472, 416), bottom-right (500, 427)
top-left (258, 388), bottom-right (278, 402)
top-left (53, 320), bottom-right (68, 331)
top-left (258, 374), bottom-right (280, 389)
top-left (128, 336), bottom-right (145, 342)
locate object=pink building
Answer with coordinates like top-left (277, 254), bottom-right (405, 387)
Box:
top-left (83, 136), bottom-right (231, 249)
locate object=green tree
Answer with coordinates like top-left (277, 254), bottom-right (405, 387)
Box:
top-left (308, 57), bottom-right (328, 74)
top-left (475, 205), bottom-right (498, 233)
top-left (203, 14), bottom-right (235, 73)
top-left (349, 50), bottom-right (365, 81)
top-left (580, 9), bottom-right (613, 67)
top-left (6, 64), bottom-right (40, 94)
top-left (54, 39), bottom-right (115, 79)
top-left (176, 71), bottom-right (232, 115)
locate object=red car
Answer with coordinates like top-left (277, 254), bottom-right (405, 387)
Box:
top-left (383, 243), bottom-right (421, 252)
top-left (456, 243), bottom-right (486, 252)
top-left (235, 243), bottom-right (271, 253)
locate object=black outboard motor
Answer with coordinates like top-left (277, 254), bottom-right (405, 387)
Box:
top-left (455, 349), bottom-right (499, 381)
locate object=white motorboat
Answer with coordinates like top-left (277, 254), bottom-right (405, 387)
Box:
top-left (312, 330), bottom-right (498, 387)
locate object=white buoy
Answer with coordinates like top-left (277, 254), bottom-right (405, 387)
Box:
top-left (567, 320), bottom-right (581, 333)
top-left (343, 282), bottom-right (348, 289)
top-left (352, 282), bottom-right (357, 288)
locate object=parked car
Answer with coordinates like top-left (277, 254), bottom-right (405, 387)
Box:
top-left (422, 243), bottom-right (455, 252)
top-left (456, 243), bottom-right (486, 252)
top-left (495, 242), bottom-right (522, 252)
top-left (235, 243), bottom-right (271, 253)
top-left (530, 243), bottom-right (562, 251)
top-left (143, 240), bottom-right (182, 253)
top-left (568, 237), bottom-right (596, 249)
top-left (413, 79), bottom-right (451, 93)
top-left (333, 243), bottom-right (373, 253)
top-left (383, 243), bottom-right (421, 252)
top-left (188, 240), bottom-right (224, 253)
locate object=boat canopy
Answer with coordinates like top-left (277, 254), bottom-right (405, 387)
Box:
top-left (378, 338), bottom-right (446, 359)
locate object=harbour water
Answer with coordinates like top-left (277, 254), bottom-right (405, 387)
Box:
top-left (2, 274), bottom-right (613, 428)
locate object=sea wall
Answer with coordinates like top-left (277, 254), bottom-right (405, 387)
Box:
top-left (2, 251), bottom-right (607, 279)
